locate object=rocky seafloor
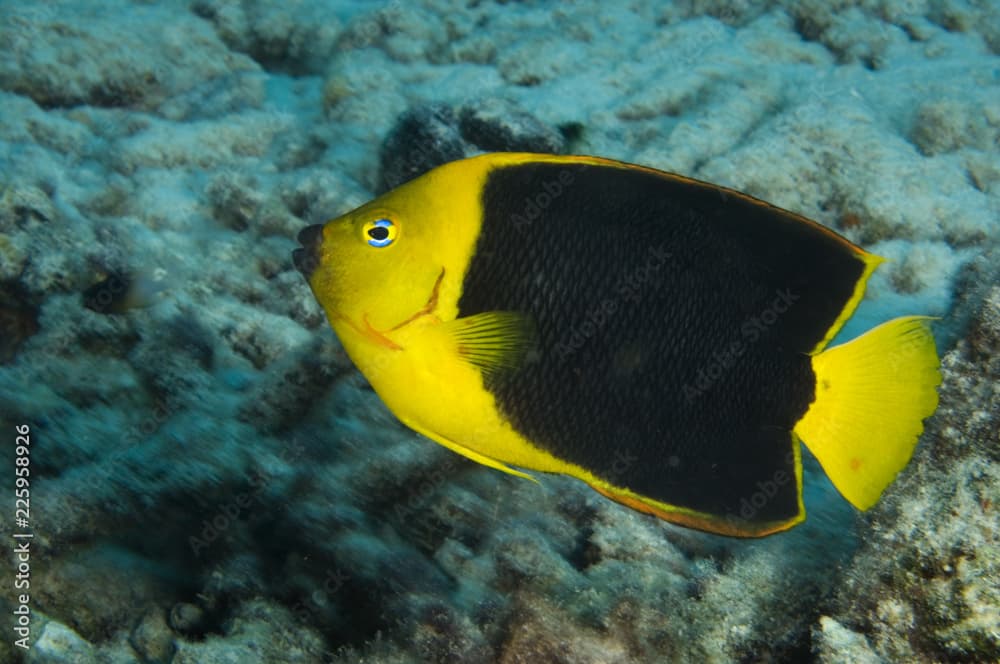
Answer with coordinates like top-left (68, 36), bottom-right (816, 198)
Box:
top-left (0, 1), bottom-right (998, 662)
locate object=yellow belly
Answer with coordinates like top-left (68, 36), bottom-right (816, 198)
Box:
top-left (332, 314), bottom-right (577, 479)
top-left (331, 310), bottom-right (766, 535)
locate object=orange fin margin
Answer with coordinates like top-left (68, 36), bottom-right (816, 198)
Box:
top-left (589, 485), bottom-right (802, 538)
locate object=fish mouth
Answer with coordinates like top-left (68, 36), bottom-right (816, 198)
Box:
top-left (293, 224), bottom-right (325, 279)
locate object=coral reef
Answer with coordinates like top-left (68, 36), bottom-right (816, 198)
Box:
top-left (815, 286), bottom-right (1000, 662)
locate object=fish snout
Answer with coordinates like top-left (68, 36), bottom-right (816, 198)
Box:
top-left (293, 224), bottom-right (325, 278)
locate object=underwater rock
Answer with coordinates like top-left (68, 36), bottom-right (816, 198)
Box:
top-left (129, 608), bottom-right (176, 664)
top-left (32, 546), bottom-right (180, 646)
top-left (192, 0), bottom-right (346, 77)
top-left (0, 183), bottom-right (56, 235)
top-left (390, 593), bottom-right (494, 663)
top-left (939, 246), bottom-right (999, 349)
top-left (378, 101), bottom-right (565, 193)
top-left (271, 129), bottom-right (329, 172)
top-left (113, 111), bottom-right (293, 173)
top-left (813, 616), bottom-right (882, 664)
top-left (129, 312), bottom-right (215, 411)
top-left (236, 336), bottom-right (352, 432)
top-left (81, 271), bottom-right (158, 315)
top-left (498, 594), bottom-right (629, 663)
top-left (203, 169), bottom-right (305, 236)
top-left (169, 603), bottom-right (206, 635)
top-left (26, 620), bottom-right (97, 664)
top-left (816, 286), bottom-right (1000, 662)
top-left (0, 0), bottom-right (258, 111)
top-left (458, 99), bottom-right (564, 154)
top-left (497, 39), bottom-right (583, 87)
top-left (172, 598), bottom-right (326, 664)
top-left (157, 70), bottom-right (267, 122)
top-left (910, 98), bottom-right (1000, 156)
top-left (0, 233), bottom-right (28, 281)
top-left (205, 171), bottom-right (266, 232)
top-left (378, 104), bottom-right (467, 193)
top-left (492, 530), bottom-right (583, 595)
top-left (0, 179), bottom-right (97, 298)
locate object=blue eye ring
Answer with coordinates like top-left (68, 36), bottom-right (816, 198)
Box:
top-left (364, 218), bottom-right (396, 248)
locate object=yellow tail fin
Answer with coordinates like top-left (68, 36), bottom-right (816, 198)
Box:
top-left (794, 316), bottom-right (941, 510)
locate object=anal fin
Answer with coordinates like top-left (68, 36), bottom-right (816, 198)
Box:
top-left (401, 417), bottom-right (537, 482)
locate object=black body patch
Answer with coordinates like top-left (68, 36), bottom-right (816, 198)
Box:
top-left (456, 161), bottom-right (868, 524)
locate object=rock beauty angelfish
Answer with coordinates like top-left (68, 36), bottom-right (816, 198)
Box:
top-left (293, 153), bottom-right (941, 537)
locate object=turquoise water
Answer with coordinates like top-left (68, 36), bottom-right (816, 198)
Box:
top-left (1, 1), bottom-right (998, 662)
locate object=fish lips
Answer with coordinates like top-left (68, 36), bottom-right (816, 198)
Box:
top-left (293, 224), bottom-right (325, 278)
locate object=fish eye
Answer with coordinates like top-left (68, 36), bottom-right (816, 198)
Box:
top-left (364, 218), bottom-right (396, 248)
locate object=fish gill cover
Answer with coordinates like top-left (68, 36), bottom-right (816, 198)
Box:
top-left (0, 1), bottom-right (997, 662)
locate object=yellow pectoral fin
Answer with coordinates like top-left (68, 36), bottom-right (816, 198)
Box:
top-left (441, 311), bottom-right (535, 377)
top-left (370, 310), bottom-right (539, 483)
top-left (402, 417), bottom-right (537, 482)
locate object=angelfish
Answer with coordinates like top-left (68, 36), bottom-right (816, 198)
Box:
top-left (294, 153), bottom-right (940, 537)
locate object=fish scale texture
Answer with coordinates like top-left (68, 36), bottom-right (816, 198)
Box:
top-left (453, 161), bottom-right (866, 522)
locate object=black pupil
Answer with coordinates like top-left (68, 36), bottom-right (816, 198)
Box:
top-left (369, 225), bottom-right (389, 241)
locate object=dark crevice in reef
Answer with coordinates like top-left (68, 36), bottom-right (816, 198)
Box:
top-left (566, 524), bottom-right (600, 572)
top-left (0, 279), bottom-right (40, 363)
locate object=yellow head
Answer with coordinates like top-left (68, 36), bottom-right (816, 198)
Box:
top-left (293, 157), bottom-right (494, 350)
